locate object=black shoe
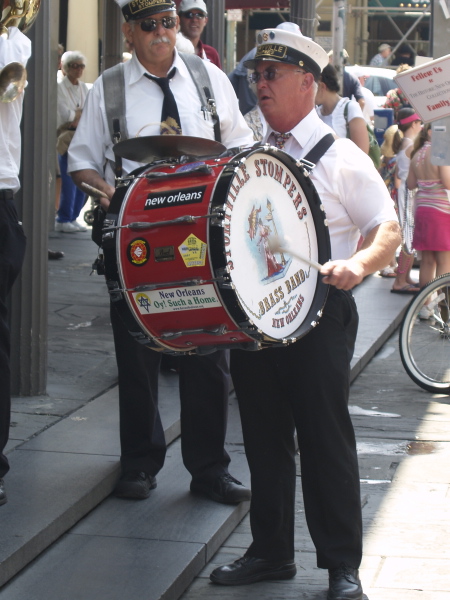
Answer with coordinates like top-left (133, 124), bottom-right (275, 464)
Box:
top-left (210, 555), bottom-right (297, 586)
top-left (48, 249), bottom-right (64, 260)
top-left (0, 478), bottom-right (7, 506)
top-left (114, 471), bottom-right (156, 499)
top-left (190, 473), bottom-right (251, 504)
top-left (328, 564), bottom-right (363, 600)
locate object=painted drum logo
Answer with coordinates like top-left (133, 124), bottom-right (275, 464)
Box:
top-left (144, 185), bottom-right (207, 210)
top-left (127, 238), bottom-right (150, 266)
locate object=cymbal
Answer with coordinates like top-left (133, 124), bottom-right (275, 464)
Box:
top-left (113, 135), bottom-right (226, 163)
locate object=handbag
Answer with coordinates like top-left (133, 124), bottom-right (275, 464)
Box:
top-left (343, 101), bottom-right (381, 169)
top-left (56, 123), bottom-right (76, 155)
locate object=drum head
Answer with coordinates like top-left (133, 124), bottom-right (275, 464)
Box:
top-left (212, 147), bottom-right (331, 344)
top-left (113, 135), bottom-right (226, 164)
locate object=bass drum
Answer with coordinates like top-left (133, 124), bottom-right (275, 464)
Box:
top-left (115, 146), bottom-right (331, 353)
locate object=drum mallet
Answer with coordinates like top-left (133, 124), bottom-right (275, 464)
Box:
top-left (81, 182), bottom-right (110, 199)
top-left (269, 236), bottom-right (323, 272)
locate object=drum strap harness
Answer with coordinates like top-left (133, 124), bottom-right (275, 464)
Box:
top-left (102, 53), bottom-right (221, 156)
top-left (299, 133), bottom-right (336, 172)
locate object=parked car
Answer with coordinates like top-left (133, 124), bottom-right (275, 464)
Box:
top-left (345, 65), bottom-right (397, 107)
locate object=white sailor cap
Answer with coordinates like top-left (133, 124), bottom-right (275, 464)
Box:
top-left (244, 24), bottom-right (329, 80)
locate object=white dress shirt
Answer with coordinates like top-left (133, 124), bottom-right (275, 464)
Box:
top-left (265, 110), bottom-right (397, 260)
top-left (57, 76), bottom-right (89, 128)
top-left (68, 50), bottom-right (254, 185)
top-left (0, 27), bottom-right (32, 193)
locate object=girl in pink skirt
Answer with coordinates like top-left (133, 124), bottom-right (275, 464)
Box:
top-left (408, 123), bottom-right (450, 292)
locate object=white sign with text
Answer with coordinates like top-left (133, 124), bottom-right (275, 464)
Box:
top-left (394, 54), bottom-right (450, 123)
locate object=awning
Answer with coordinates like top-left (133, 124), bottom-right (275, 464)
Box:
top-left (226, 1), bottom-right (290, 8)
top-left (175, 1), bottom-right (290, 10)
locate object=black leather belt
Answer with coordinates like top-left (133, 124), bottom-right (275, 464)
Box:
top-left (0, 189), bottom-right (14, 201)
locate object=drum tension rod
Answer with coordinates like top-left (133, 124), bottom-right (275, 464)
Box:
top-left (144, 164), bottom-right (214, 179)
top-left (120, 276), bottom-right (227, 293)
top-left (159, 325), bottom-right (228, 340)
top-left (107, 213), bottom-right (221, 232)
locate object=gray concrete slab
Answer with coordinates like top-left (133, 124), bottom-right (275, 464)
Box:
top-left (0, 535), bottom-right (206, 600)
top-left (71, 437), bottom-right (250, 551)
top-left (0, 451), bottom-right (118, 587)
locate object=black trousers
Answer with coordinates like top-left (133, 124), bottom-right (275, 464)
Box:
top-left (110, 303), bottom-right (231, 481)
top-left (230, 289), bottom-right (362, 569)
top-left (0, 191), bottom-right (26, 478)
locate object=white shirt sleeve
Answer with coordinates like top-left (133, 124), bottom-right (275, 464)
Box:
top-left (68, 78), bottom-right (111, 180)
top-left (57, 81), bottom-right (75, 127)
top-left (0, 27), bottom-right (32, 67)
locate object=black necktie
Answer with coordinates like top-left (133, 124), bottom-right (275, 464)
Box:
top-left (145, 68), bottom-right (182, 135)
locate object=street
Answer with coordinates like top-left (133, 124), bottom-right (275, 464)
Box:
top-left (179, 330), bottom-right (450, 600)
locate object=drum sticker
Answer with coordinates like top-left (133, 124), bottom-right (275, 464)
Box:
top-left (144, 185), bottom-right (207, 210)
top-left (223, 151), bottom-right (321, 340)
top-left (154, 246), bottom-right (175, 262)
top-left (127, 238), bottom-right (150, 266)
top-left (132, 285), bottom-right (221, 314)
top-left (178, 234), bottom-right (207, 268)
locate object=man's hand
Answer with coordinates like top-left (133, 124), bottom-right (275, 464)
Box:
top-left (320, 220), bottom-right (401, 290)
top-left (71, 168), bottom-right (115, 209)
top-left (320, 258), bottom-right (366, 290)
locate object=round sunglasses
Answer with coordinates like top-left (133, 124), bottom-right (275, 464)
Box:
top-left (138, 16), bottom-right (177, 32)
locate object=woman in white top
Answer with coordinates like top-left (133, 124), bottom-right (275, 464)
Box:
top-left (56, 51), bottom-right (89, 233)
top-left (315, 64), bottom-right (369, 154)
top-left (390, 108), bottom-right (422, 293)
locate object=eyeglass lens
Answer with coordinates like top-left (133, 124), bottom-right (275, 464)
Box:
top-left (249, 68), bottom-right (305, 84)
top-left (139, 17), bottom-right (177, 32)
top-left (69, 63), bottom-right (85, 69)
top-left (183, 12), bottom-right (206, 19)
top-left (249, 69), bottom-right (280, 84)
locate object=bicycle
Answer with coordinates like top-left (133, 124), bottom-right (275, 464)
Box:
top-left (399, 272), bottom-right (450, 393)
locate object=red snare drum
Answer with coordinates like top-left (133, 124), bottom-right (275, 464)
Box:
top-left (114, 147), bottom-right (331, 352)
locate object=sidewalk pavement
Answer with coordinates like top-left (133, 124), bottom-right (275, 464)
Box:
top-left (2, 227), bottom-right (447, 599)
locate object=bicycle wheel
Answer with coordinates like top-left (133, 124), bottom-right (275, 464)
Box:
top-left (399, 273), bottom-right (450, 394)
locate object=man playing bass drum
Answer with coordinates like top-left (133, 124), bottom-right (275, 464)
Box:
top-left (69, 0), bottom-right (254, 504)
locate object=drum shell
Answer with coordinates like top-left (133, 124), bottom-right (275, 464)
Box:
top-left (116, 157), bottom-right (255, 352)
top-left (114, 148), bottom-right (331, 352)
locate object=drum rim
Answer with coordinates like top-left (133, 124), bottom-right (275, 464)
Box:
top-left (208, 144), bottom-right (331, 346)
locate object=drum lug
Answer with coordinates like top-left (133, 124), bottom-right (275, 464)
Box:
top-left (106, 280), bottom-right (123, 302)
top-left (215, 267), bottom-right (232, 289)
top-left (102, 217), bottom-right (117, 243)
top-left (210, 206), bottom-right (225, 226)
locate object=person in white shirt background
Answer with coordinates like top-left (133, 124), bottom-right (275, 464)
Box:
top-left (0, 26), bottom-right (31, 507)
top-left (55, 51), bottom-right (89, 233)
top-left (369, 43), bottom-right (392, 67)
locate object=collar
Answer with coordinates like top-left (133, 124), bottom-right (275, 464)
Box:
top-left (62, 76), bottom-right (81, 88)
top-left (128, 48), bottom-right (187, 85)
top-left (264, 109), bottom-right (322, 150)
top-left (196, 38), bottom-right (206, 58)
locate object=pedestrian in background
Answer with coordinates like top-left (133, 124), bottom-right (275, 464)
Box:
top-left (0, 25), bottom-right (31, 507)
top-left (56, 51), bottom-right (88, 233)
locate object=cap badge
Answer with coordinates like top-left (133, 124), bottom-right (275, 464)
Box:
top-left (255, 44), bottom-right (288, 61)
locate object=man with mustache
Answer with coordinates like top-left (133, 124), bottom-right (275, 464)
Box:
top-left (68, 0), bottom-right (254, 503)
